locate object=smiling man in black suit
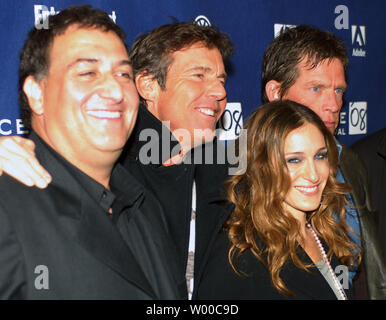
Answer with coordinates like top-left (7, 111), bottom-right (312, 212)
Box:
top-left (0, 5), bottom-right (180, 299)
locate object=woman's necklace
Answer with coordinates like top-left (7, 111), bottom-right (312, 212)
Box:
top-left (306, 223), bottom-right (348, 300)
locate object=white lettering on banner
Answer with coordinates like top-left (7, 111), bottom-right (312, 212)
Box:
top-left (0, 119), bottom-right (11, 135)
top-left (334, 5), bottom-right (349, 30)
top-left (34, 5), bottom-right (117, 29)
top-left (16, 119), bottom-right (27, 135)
top-left (352, 48), bottom-right (366, 57)
top-left (34, 5), bottom-right (58, 29)
top-left (0, 119), bottom-right (28, 135)
top-left (336, 112), bottom-right (347, 135)
top-left (194, 15), bottom-right (211, 26)
top-left (109, 11), bottom-right (117, 23)
top-left (336, 127), bottom-right (346, 136)
top-left (340, 111), bottom-right (346, 125)
top-left (274, 24), bottom-right (296, 38)
top-left (349, 102), bottom-right (367, 135)
top-left (217, 102), bottom-right (243, 141)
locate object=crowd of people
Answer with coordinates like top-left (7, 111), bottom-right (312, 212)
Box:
top-left (0, 5), bottom-right (384, 300)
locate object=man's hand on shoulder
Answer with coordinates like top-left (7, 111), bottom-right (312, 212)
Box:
top-left (0, 136), bottom-right (51, 188)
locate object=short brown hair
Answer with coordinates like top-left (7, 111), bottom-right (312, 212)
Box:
top-left (261, 25), bottom-right (348, 103)
top-left (19, 5), bottom-right (127, 128)
top-left (129, 22), bottom-right (233, 103)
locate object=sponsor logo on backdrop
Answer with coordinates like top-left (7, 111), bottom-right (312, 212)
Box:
top-left (273, 23), bottom-right (296, 38)
top-left (194, 15), bottom-right (211, 26)
top-left (34, 4), bottom-right (117, 29)
top-left (351, 25), bottom-right (366, 57)
top-left (0, 119), bottom-right (28, 136)
top-left (336, 110), bottom-right (347, 136)
top-left (334, 5), bottom-right (366, 57)
top-left (349, 101), bottom-right (367, 135)
top-left (34, 5), bottom-right (58, 29)
top-left (217, 102), bottom-right (243, 141)
top-left (336, 102), bottom-right (368, 136)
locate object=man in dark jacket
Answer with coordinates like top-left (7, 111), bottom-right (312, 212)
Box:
top-left (121, 23), bottom-right (236, 299)
top-left (352, 127), bottom-right (386, 259)
top-left (0, 5), bottom-right (180, 299)
top-left (261, 24), bottom-right (386, 299)
top-left (0, 21), bottom-right (235, 300)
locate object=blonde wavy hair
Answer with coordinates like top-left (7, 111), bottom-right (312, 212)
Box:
top-left (226, 100), bottom-right (361, 296)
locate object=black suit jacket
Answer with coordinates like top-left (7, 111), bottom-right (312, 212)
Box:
top-left (352, 128), bottom-right (386, 258)
top-left (196, 231), bottom-right (353, 300)
top-left (339, 141), bottom-right (386, 299)
top-left (0, 132), bottom-right (180, 299)
top-left (120, 105), bottom-right (233, 297)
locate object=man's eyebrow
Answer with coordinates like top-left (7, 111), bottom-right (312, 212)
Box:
top-left (67, 58), bottom-right (131, 69)
top-left (187, 66), bottom-right (227, 80)
top-left (305, 80), bottom-right (347, 90)
top-left (67, 58), bottom-right (99, 70)
top-left (304, 80), bottom-right (326, 87)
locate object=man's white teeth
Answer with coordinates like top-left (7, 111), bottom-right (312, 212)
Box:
top-left (296, 186), bottom-right (317, 193)
top-left (86, 110), bottom-right (121, 118)
top-left (198, 108), bottom-right (215, 116)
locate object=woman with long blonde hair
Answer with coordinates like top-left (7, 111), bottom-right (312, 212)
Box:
top-left (197, 100), bottom-right (361, 299)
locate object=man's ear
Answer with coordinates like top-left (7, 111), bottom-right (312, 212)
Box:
top-left (265, 80), bottom-right (282, 102)
top-left (135, 72), bottom-right (160, 105)
top-left (23, 76), bottom-right (44, 115)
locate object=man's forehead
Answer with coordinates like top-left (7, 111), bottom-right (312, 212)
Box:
top-left (298, 56), bottom-right (344, 71)
top-left (296, 57), bottom-right (346, 81)
top-left (170, 43), bottom-right (225, 71)
top-left (49, 26), bottom-right (128, 63)
top-left (51, 25), bottom-right (125, 49)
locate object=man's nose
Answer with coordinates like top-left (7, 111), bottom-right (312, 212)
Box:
top-left (99, 74), bottom-right (124, 102)
top-left (324, 90), bottom-right (341, 113)
top-left (207, 79), bottom-right (227, 101)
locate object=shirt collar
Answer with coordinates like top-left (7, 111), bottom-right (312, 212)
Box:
top-left (334, 137), bottom-right (342, 158)
top-left (30, 131), bottom-right (143, 215)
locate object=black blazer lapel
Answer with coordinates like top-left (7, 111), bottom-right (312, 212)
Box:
top-left (283, 247), bottom-right (338, 299)
top-left (76, 195), bottom-right (156, 298)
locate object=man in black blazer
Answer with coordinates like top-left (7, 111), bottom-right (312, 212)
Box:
top-left (0, 5), bottom-right (180, 299)
top-left (352, 127), bottom-right (386, 258)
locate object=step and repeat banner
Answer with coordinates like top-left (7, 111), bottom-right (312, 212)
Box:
top-left (0, 0), bottom-right (385, 146)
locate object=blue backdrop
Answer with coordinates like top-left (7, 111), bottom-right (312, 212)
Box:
top-left (1, 0), bottom-right (385, 146)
